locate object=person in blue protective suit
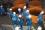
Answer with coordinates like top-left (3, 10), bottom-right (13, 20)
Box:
top-left (38, 14), bottom-right (43, 26)
top-left (23, 7), bottom-right (32, 30)
top-left (18, 14), bottom-right (24, 30)
top-left (26, 14), bottom-right (32, 30)
top-left (11, 12), bottom-right (19, 25)
top-left (16, 8), bottom-right (24, 30)
top-left (38, 11), bottom-right (44, 26)
top-left (0, 5), bottom-right (5, 15)
top-left (7, 8), bottom-right (13, 18)
top-left (23, 6), bottom-right (29, 17)
top-left (10, 12), bottom-right (19, 30)
top-left (37, 11), bottom-right (44, 30)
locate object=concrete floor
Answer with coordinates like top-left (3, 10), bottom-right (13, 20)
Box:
top-left (0, 16), bottom-right (28, 30)
top-left (0, 16), bottom-right (12, 25)
top-left (0, 15), bottom-right (45, 30)
top-left (0, 16), bottom-right (12, 30)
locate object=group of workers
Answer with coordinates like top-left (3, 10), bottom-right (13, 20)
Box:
top-left (0, 0), bottom-right (44, 30)
top-left (0, 4), bottom-right (44, 30)
top-left (7, 5), bottom-right (44, 30)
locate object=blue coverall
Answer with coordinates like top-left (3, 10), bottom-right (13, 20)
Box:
top-left (0, 6), bottom-right (5, 15)
top-left (10, 13), bottom-right (19, 30)
top-left (38, 14), bottom-right (43, 26)
top-left (18, 18), bottom-right (24, 30)
top-left (23, 9), bottom-right (32, 30)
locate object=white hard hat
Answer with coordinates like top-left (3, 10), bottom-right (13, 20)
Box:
top-left (9, 8), bottom-right (12, 11)
top-left (28, 14), bottom-right (31, 18)
top-left (18, 14), bottom-right (22, 18)
top-left (40, 11), bottom-right (44, 15)
top-left (13, 12), bottom-right (16, 14)
top-left (23, 6), bottom-right (26, 9)
top-left (18, 8), bottom-right (21, 12)
top-left (26, 9), bottom-right (29, 13)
